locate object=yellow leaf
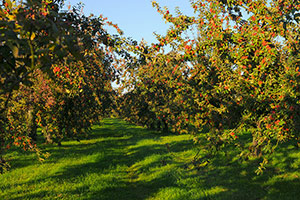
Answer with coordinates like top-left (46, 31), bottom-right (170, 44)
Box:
top-left (30, 32), bottom-right (36, 40)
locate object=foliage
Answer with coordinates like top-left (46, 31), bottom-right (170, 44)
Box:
top-left (1, 0), bottom-right (300, 176)
top-left (0, 0), bottom-right (124, 171)
top-left (118, 0), bottom-right (300, 173)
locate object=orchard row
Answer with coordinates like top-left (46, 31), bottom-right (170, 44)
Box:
top-left (117, 0), bottom-right (300, 174)
top-left (0, 0), bottom-right (130, 172)
top-left (1, 0), bottom-right (300, 174)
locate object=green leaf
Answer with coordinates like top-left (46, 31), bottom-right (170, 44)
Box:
top-left (11, 45), bottom-right (19, 58)
top-left (6, 0), bottom-right (12, 9)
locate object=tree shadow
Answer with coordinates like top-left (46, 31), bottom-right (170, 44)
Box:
top-left (183, 143), bottom-right (300, 200)
top-left (3, 119), bottom-right (300, 200)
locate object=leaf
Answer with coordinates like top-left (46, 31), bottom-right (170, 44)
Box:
top-left (6, 0), bottom-right (12, 9)
top-left (6, 43), bottom-right (19, 58)
top-left (11, 45), bottom-right (19, 57)
top-left (279, 120), bottom-right (285, 126)
top-left (30, 32), bottom-right (36, 40)
top-left (0, 9), bottom-right (6, 17)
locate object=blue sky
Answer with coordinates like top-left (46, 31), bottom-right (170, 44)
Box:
top-left (64, 0), bottom-right (194, 44)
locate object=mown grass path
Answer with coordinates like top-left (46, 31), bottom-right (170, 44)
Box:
top-left (1, 118), bottom-right (300, 200)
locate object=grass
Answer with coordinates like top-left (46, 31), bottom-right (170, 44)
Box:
top-left (1, 118), bottom-right (300, 200)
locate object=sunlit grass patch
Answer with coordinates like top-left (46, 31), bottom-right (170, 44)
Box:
top-left (1, 118), bottom-right (300, 200)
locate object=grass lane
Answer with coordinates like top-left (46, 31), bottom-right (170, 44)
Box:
top-left (1, 118), bottom-right (300, 200)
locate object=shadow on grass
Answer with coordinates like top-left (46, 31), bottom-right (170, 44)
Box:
top-left (176, 144), bottom-right (300, 200)
top-left (17, 119), bottom-right (179, 199)
top-left (3, 118), bottom-right (300, 200)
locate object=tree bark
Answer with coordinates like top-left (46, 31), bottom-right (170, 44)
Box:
top-left (27, 107), bottom-right (37, 141)
top-left (44, 125), bottom-right (53, 144)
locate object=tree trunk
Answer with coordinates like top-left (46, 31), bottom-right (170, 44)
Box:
top-left (251, 121), bottom-right (263, 157)
top-left (162, 119), bottom-right (168, 133)
top-left (44, 125), bottom-right (53, 144)
top-left (251, 137), bottom-right (262, 157)
top-left (156, 120), bottom-right (161, 131)
top-left (27, 107), bottom-right (37, 141)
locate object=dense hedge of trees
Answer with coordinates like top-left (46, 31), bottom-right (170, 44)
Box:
top-left (1, 0), bottom-right (300, 174)
top-left (117, 0), bottom-right (300, 174)
top-left (0, 0), bottom-right (125, 172)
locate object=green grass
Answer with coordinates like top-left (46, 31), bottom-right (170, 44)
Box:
top-left (1, 118), bottom-right (300, 200)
